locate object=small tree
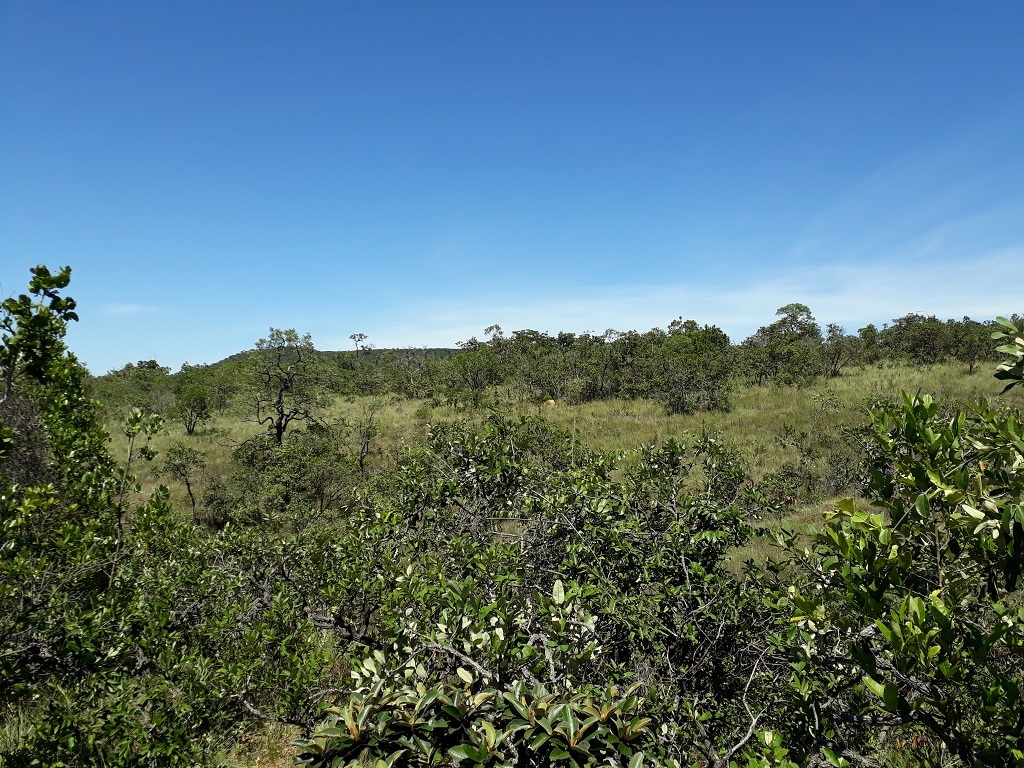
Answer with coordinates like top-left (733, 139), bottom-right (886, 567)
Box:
top-left (353, 397), bottom-right (385, 476)
top-left (172, 382), bottom-right (212, 434)
top-left (162, 442), bottom-right (205, 522)
top-left (949, 316), bottom-right (994, 373)
top-left (349, 332), bottom-right (367, 357)
top-left (742, 303), bottom-right (823, 386)
top-left (246, 328), bottom-right (332, 444)
top-left (661, 318), bottom-right (736, 413)
top-left (820, 322), bottom-right (862, 377)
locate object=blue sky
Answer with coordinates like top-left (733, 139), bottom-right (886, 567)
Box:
top-left (2, 1), bottom-right (1023, 373)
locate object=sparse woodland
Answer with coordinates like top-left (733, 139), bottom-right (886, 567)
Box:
top-left (2, 266), bottom-right (1024, 767)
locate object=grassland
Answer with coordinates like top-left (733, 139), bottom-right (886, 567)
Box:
top-left (107, 360), bottom-right (1023, 529)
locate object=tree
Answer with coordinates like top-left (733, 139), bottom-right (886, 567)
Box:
top-left (3, 273), bottom-right (334, 764)
top-left (1, 266), bottom-right (135, 757)
top-left (948, 316), bottom-right (994, 373)
top-left (442, 336), bottom-right (502, 407)
top-left (349, 332), bottom-right (368, 357)
top-left (93, 359), bottom-right (174, 417)
top-left (883, 313), bottom-right (950, 364)
top-left (0, 265), bottom-right (78, 400)
top-left (820, 323), bottom-right (861, 377)
top-left (773, 303), bottom-right (822, 341)
top-left (857, 323), bottom-right (882, 365)
top-left (162, 442), bottom-right (205, 521)
top-left (660, 319), bottom-right (736, 413)
top-left (172, 382), bottom-right (212, 434)
top-left (742, 304), bottom-right (823, 386)
top-left (246, 328), bottom-right (332, 444)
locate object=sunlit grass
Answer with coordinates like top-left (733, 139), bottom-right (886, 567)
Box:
top-left (102, 361), bottom-right (1023, 524)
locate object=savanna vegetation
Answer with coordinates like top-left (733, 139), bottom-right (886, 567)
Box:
top-left (2, 265), bottom-right (1023, 767)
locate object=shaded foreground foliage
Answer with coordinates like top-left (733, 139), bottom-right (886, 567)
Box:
top-left (2, 266), bottom-right (1023, 767)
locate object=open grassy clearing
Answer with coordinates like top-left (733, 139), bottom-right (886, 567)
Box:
top-left (105, 360), bottom-right (1023, 535)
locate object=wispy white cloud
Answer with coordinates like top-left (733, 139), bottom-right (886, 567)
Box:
top-left (789, 105), bottom-right (1024, 266)
top-left (327, 244), bottom-right (1023, 350)
top-left (305, 110), bottom-right (1024, 353)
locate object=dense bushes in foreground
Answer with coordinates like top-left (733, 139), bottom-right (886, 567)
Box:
top-left (2, 267), bottom-right (1023, 766)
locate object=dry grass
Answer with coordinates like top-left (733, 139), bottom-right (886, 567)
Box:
top-left (103, 361), bottom-right (1023, 528)
top-left (213, 724), bottom-right (302, 768)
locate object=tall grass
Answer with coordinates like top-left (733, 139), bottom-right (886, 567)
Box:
top-left (103, 361), bottom-right (1023, 524)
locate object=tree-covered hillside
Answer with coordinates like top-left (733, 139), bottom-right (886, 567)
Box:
top-left (89, 302), bottom-right (1019, 425)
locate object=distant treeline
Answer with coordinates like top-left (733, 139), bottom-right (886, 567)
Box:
top-left (91, 304), bottom-right (1022, 418)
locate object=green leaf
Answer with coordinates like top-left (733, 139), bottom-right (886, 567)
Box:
top-left (481, 720), bottom-right (498, 748)
top-left (552, 580), bottom-right (565, 605)
top-left (530, 732), bottom-right (551, 750)
top-left (448, 745), bottom-right (473, 762)
top-left (875, 680), bottom-right (900, 711)
top-left (416, 689), bottom-right (441, 713)
top-left (863, 675), bottom-right (886, 701)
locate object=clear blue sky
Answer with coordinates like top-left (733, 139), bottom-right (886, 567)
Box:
top-left (2, 1), bottom-right (1023, 373)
